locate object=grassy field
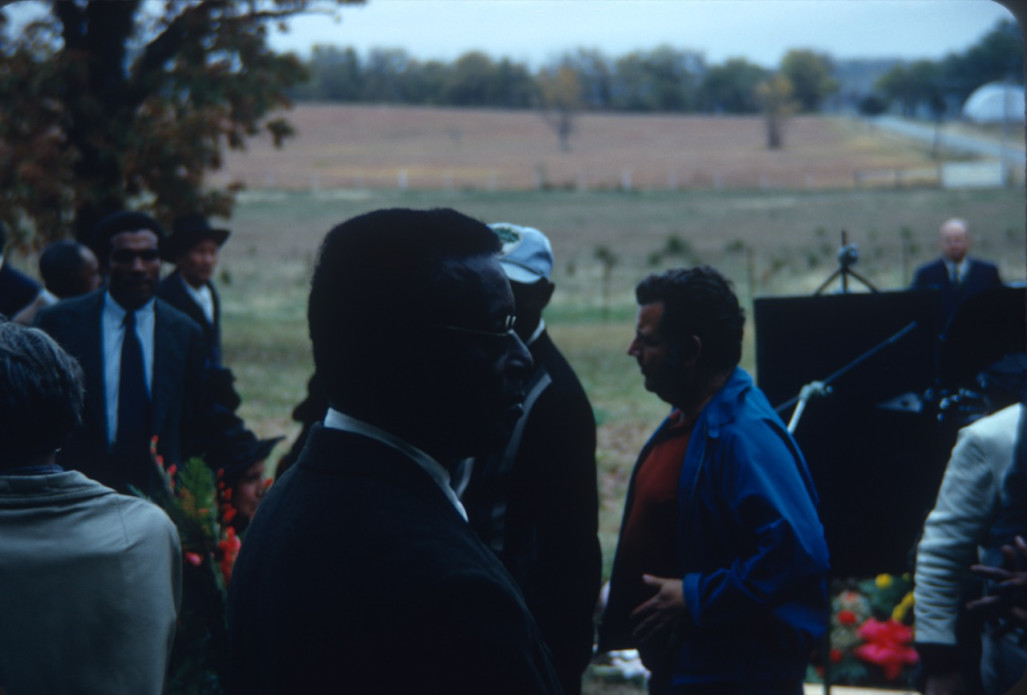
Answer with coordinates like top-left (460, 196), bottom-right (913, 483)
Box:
top-left (216, 182), bottom-right (1025, 580)
top-left (213, 109), bottom-right (1027, 576)
top-left (213, 182), bottom-right (1021, 694)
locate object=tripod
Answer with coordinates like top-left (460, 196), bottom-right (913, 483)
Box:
top-left (815, 230), bottom-right (878, 295)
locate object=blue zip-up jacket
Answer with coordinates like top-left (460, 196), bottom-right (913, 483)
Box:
top-left (601, 368), bottom-right (829, 688)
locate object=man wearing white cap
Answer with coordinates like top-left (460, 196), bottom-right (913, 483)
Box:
top-left (460, 222), bottom-right (601, 695)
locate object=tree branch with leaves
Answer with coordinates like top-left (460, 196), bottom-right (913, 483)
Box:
top-left (0, 0), bottom-right (358, 247)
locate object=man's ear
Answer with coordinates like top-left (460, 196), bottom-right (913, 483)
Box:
top-left (683, 335), bottom-right (702, 367)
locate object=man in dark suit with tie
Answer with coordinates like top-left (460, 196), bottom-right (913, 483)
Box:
top-left (912, 217), bottom-right (1003, 332)
top-left (36, 211), bottom-right (206, 497)
top-left (227, 208), bottom-right (562, 694)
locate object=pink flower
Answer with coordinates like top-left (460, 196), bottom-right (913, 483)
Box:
top-left (854, 618), bottom-right (918, 681)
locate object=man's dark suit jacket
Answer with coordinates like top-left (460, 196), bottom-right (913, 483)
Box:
top-left (227, 425), bottom-right (562, 695)
top-left (463, 329), bottom-right (600, 695)
top-left (35, 290), bottom-right (206, 496)
top-left (0, 263), bottom-right (41, 318)
top-left (912, 257), bottom-right (1002, 330)
top-left (158, 270), bottom-right (222, 367)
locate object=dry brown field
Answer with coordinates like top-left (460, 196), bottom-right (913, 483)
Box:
top-left (213, 104), bottom-right (955, 191)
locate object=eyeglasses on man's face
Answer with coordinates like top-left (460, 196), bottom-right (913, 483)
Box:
top-left (442, 314), bottom-right (516, 339)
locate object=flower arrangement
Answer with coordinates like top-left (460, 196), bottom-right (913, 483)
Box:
top-left (144, 438), bottom-right (238, 695)
top-left (808, 573), bottom-right (919, 687)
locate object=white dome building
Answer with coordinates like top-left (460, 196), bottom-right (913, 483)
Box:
top-left (962, 82), bottom-right (1025, 124)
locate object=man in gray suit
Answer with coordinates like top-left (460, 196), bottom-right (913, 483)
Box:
top-left (36, 211), bottom-right (206, 497)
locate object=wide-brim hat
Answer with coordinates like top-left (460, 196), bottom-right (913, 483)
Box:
top-left (203, 409), bottom-right (284, 481)
top-left (162, 212), bottom-right (230, 261)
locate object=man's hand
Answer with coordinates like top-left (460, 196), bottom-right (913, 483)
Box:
top-left (968, 536), bottom-right (1027, 626)
top-left (629, 574), bottom-right (686, 651)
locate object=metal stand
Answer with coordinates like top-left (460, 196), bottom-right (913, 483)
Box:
top-left (776, 321), bottom-right (918, 428)
top-left (814, 230), bottom-right (879, 295)
top-left (774, 321), bottom-right (918, 695)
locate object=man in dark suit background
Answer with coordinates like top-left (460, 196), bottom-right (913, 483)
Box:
top-left (460, 222), bottom-right (601, 695)
top-left (912, 217), bottom-right (1002, 331)
top-left (36, 211), bottom-right (206, 497)
top-left (227, 208), bottom-right (562, 694)
top-left (158, 212), bottom-right (229, 368)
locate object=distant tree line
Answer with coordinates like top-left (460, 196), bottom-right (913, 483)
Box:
top-left (291, 19), bottom-right (1022, 119)
top-left (870, 19), bottom-right (1023, 118)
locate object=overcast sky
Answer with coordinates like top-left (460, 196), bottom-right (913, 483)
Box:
top-left (266, 0), bottom-right (1016, 69)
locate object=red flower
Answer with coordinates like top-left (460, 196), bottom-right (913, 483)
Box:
top-left (854, 618), bottom-right (919, 681)
top-left (218, 527), bottom-right (241, 585)
top-left (829, 648), bottom-right (843, 664)
top-left (837, 609), bottom-right (858, 626)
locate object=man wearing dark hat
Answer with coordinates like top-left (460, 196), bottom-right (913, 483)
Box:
top-left (158, 212), bottom-right (230, 368)
top-left (36, 210), bottom-right (207, 497)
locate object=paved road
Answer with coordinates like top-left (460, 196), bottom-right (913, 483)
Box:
top-left (871, 115), bottom-right (1025, 167)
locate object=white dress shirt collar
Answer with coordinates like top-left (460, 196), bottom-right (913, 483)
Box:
top-left (322, 408), bottom-right (468, 521)
top-left (180, 274), bottom-right (215, 325)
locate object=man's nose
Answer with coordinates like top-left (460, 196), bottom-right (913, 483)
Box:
top-left (505, 332), bottom-right (534, 378)
top-left (627, 337), bottom-right (640, 357)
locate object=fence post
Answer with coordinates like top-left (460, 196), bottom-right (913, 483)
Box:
top-left (398, 169), bottom-right (408, 191)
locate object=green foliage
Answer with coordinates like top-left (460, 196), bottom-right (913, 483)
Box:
top-left (876, 60), bottom-right (945, 118)
top-left (699, 58), bottom-right (769, 114)
top-left (943, 19), bottom-right (1024, 101)
top-left (780, 49), bottom-right (838, 113)
top-left (0, 0), bottom-right (353, 246)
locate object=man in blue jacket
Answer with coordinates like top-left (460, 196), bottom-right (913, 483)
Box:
top-left (599, 266), bottom-right (829, 695)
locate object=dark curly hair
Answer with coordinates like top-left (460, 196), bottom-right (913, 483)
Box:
top-left (0, 322), bottom-right (85, 468)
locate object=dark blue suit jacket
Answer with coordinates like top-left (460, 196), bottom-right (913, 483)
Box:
top-left (158, 270), bottom-right (222, 367)
top-left (912, 257), bottom-right (1002, 330)
top-left (228, 425), bottom-right (562, 695)
top-left (35, 290), bottom-right (207, 496)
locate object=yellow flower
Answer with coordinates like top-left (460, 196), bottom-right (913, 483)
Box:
top-left (875, 573), bottom-right (893, 589)
top-left (892, 591), bottom-right (916, 623)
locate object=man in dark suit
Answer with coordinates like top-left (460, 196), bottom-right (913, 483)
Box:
top-left (460, 222), bottom-right (600, 695)
top-left (227, 208), bottom-right (562, 694)
top-left (36, 211), bottom-right (206, 498)
top-left (158, 212), bottom-right (229, 367)
top-left (912, 217), bottom-right (1003, 331)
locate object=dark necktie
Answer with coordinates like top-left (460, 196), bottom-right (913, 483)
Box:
top-left (115, 310), bottom-right (151, 454)
top-left (950, 264), bottom-right (960, 285)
